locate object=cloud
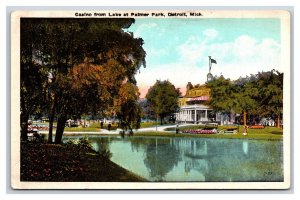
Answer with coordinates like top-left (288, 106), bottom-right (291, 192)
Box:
top-left (133, 23), bottom-right (157, 37)
top-left (203, 29), bottom-right (218, 40)
top-left (176, 34), bottom-right (280, 71)
top-left (233, 35), bottom-right (258, 58)
top-left (146, 48), bottom-right (169, 58)
top-left (137, 34), bottom-right (281, 97)
top-left (176, 36), bottom-right (206, 64)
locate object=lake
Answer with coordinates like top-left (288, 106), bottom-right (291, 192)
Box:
top-left (65, 136), bottom-right (283, 182)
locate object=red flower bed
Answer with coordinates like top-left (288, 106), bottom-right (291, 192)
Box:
top-left (183, 129), bottom-right (217, 134)
top-left (28, 125), bottom-right (50, 131)
top-left (248, 125), bottom-right (265, 129)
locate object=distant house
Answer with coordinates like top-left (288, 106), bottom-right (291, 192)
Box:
top-left (175, 83), bottom-right (236, 125)
top-left (175, 83), bottom-right (221, 124)
top-left (176, 57), bottom-right (236, 125)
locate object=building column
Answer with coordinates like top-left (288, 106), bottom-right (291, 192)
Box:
top-left (194, 109), bottom-right (197, 123)
top-left (205, 109), bottom-right (208, 120)
top-left (180, 110), bottom-right (182, 121)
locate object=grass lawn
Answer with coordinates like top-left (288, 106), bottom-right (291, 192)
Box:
top-left (64, 126), bottom-right (101, 132)
top-left (135, 126), bottom-right (283, 141)
top-left (139, 122), bottom-right (159, 128)
top-left (64, 122), bottom-right (171, 132)
top-left (52, 122), bottom-right (283, 141)
top-left (64, 122), bottom-right (118, 132)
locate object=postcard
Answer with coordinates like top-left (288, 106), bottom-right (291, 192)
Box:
top-left (11, 10), bottom-right (291, 189)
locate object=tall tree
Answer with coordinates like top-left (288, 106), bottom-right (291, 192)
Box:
top-left (207, 71), bottom-right (282, 127)
top-left (206, 76), bottom-right (234, 114)
top-left (20, 18), bottom-right (146, 143)
top-left (232, 77), bottom-right (259, 126)
top-left (255, 70), bottom-right (283, 128)
top-left (146, 80), bottom-right (181, 125)
top-left (207, 75), bottom-right (259, 126)
top-left (113, 82), bottom-right (142, 133)
top-left (20, 62), bottom-right (47, 141)
top-left (20, 20), bottom-right (49, 141)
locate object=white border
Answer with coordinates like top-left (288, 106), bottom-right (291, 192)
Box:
top-left (10, 9), bottom-right (290, 190)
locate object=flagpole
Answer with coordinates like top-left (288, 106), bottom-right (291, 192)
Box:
top-left (208, 56), bottom-right (212, 73)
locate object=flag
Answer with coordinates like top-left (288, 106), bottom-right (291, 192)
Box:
top-left (210, 58), bottom-right (217, 64)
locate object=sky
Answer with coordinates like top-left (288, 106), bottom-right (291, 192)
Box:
top-left (127, 18), bottom-right (281, 98)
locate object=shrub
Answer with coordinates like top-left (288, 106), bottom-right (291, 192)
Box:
top-left (78, 137), bottom-right (92, 151)
top-left (223, 126), bottom-right (238, 130)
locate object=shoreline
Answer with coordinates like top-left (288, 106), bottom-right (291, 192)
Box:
top-left (37, 124), bottom-right (283, 141)
top-left (39, 131), bottom-right (283, 141)
top-left (20, 141), bottom-right (147, 182)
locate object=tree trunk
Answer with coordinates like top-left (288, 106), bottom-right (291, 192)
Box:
top-left (54, 115), bottom-right (67, 144)
top-left (48, 95), bottom-right (56, 143)
top-left (277, 114), bottom-right (281, 129)
top-left (243, 110), bottom-right (247, 127)
top-left (20, 113), bottom-right (29, 141)
top-left (20, 94), bottom-right (29, 141)
top-left (160, 116), bottom-right (163, 125)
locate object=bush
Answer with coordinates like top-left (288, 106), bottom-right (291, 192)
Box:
top-left (78, 137), bottom-right (92, 151)
top-left (99, 149), bottom-right (112, 161)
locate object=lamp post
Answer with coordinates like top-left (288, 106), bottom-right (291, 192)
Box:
top-left (156, 113), bottom-right (158, 131)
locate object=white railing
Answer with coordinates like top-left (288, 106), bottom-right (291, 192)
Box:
top-left (180, 104), bottom-right (210, 110)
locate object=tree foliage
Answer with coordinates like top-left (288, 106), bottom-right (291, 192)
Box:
top-left (206, 76), bottom-right (233, 114)
top-left (20, 18), bottom-right (146, 143)
top-left (146, 80), bottom-right (181, 125)
top-left (207, 70), bottom-right (283, 127)
top-left (113, 82), bottom-right (142, 133)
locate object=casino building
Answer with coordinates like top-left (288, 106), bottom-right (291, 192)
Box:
top-left (175, 83), bottom-right (223, 124)
top-left (175, 57), bottom-right (234, 125)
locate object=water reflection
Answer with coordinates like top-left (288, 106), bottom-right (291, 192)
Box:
top-left (243, 140), bottom-right (248, 155)
top-left (143, 138), bottom-right (180, 181)
top-left (66, 136), bottom-right (283, 182)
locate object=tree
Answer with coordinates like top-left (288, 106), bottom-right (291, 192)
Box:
top-left (207, 71), bottom-right (282, 128)
top-left (255, 70), bottom-right (283, 128)
top-left (20, 18), bottom-right (146, 143)
top-left (20, 63), bottom-right (47, 141)
top-left (20, 20), bottom-right (50, 141)
top-left (207, 75), bottom-right (259, 126)
top-left (113, 82), bottom-right (142, 134)
top-left (146, 80), bottom-right (181, 125)
top-left (206, 76), bottom-right (234, 114)
top-left (232, 77), bottom-right (259, 126)
top-left (138, 98), bottom-right (156, 121)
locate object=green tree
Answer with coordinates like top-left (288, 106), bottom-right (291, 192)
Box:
top-left (207, 75), bottom-right (259, 126)
top-left (146, 80), bottom-right (181, 125)
top-left (232, 77), bottom-right (259, 126)
top-left (206, 76), bottom-right (234, 114)
top-left (255, 70), bottom-right (283, 128)
top-left (113, 82), bottom-right (142, 134)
